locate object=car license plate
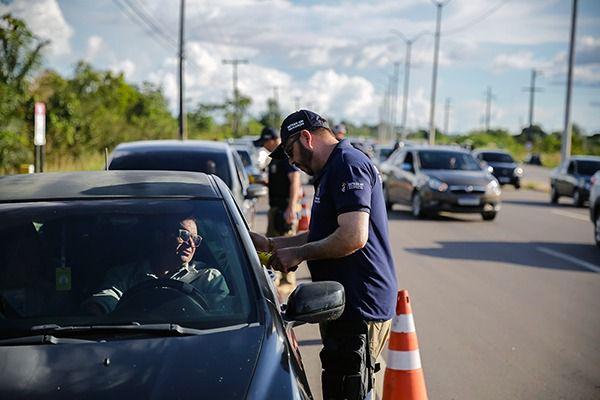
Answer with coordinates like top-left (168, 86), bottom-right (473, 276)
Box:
top-left (458, 197), bottom-right (480, 206)
top-left (499, 177), bottom-right (510, 183)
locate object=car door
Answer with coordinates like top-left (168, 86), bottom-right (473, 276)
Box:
top-left (564, 161), bottom-right (579, 196)
top-left (396, 151), bottom-right (417, 204)
top-left (385, 150), bottom-right (404, 203)
top-left (232, 151), bottom-right (256, 228)
top-left (556, 161), bottom-right (574, 196)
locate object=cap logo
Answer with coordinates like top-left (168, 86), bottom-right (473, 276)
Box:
top-left (287, 120), bottom-right (305, 131)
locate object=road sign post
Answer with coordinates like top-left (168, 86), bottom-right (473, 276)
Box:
top-left (34, 102), bottom-right (46, 173)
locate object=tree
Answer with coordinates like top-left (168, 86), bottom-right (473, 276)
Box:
top-left (0, 14), bottom-right (49, 173)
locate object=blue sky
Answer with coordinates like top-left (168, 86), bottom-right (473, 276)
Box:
top-left (2, 0), bottom-right (599, 136)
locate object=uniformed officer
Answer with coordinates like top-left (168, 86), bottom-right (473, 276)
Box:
top-left (250, 110), bottom-right (397, 400)
top-left (253, 126), bottom-right (301, 287)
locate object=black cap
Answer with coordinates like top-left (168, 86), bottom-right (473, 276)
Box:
top-left (270, 109), bottom-right (329, 159)
top-left (253, 126), bottom-right (279, 147)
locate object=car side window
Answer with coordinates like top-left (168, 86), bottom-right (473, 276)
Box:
top-left (567, 161), bottom-right (575, 175)
top-left (403, 152), bottom-right (415, 172)
top-left (232, 151), bottom-right (249, 191)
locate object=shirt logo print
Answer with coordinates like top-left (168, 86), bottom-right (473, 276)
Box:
top-left (342, 182), bottom-right (365, 192)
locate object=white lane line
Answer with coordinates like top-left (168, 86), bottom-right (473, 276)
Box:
top-left (536, 246), bottom-right (600, 273)
top-left (551, 209), bottom-right (590, 222)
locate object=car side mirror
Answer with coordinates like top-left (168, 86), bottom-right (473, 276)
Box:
top-left (246, 183), bottom-right (268, 199)
top-left (284, 281), bottom-right (345, 325)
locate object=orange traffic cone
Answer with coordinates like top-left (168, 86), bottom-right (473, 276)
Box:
top-left (297, 194), bottom-right (310, 231)
top-left (383, 290), bottom-right (428, 400)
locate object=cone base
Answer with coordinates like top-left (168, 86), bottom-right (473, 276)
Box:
top-left (383, 369), bottom-right (428, 400)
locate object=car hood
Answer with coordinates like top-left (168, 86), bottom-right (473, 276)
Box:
top-left (422, 170), bottom-right (492, 186)
top-left (0, 324), bottom-right (264, 399)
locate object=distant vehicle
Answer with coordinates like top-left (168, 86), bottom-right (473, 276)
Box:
top-left (588, 171), bottom-right (600, 247)
top-left (108, 140), bottom-right (267, 227)
top-left (229, 137), bottom-right (270, 170)
top-left (373, 144), bottom-right (396, 167)
top-left (0, 171), bottom-right (344, 399)
top-left (550, 156), bottom-right (600, 207)
top-left (381, 146), bottom-right (501, 220)
top-left (525, 153), bottom-right (543, 166)
top-left (230, 143), bottom-right (267, 185)
top-left (473, 150), bottom-right (522, 189)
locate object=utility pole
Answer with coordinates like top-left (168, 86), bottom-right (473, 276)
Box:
top-left (428, 0), bottom-right (450, 145)
top-left (272, 86), bottom-right (279, 105)
top-left (561, 0), bottom-right (578, 162)
top-left (222, 59), bottom-right (249, 136)
top-left (443, 97), bottom-right (451, 136)
top-left (391, 62), bottom-right (400, 142)
top-left (391, 30), bottom-right (429, 142)
top-left (485, 86), bottom-right (494, 132)
top-left (178, 0), bottom-right (186, 140)
top-left (522, 69), bottom-right (543, 142)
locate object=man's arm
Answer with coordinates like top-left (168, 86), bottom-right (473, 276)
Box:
top-left (284, 171), bottom-right (301, 224)
top-left (269, 211), bottom-right (369, 272)
top-left (250, 230), bottom-right (309, 252)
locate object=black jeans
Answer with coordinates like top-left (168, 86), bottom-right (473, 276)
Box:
top-left (319, 319), bottom-right (373, 400)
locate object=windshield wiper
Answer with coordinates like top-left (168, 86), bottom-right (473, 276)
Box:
top-left (30, 323), bottom-right (204, 337)
top-left (0, 334), bottom-right (95, 346)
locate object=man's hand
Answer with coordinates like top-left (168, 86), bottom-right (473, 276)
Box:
top-left (284, 206), bottom-right (296, 224)
top-left (268, 247), bottom-right (303, 273)
top-left (250, 231), bottom-right (269, 252)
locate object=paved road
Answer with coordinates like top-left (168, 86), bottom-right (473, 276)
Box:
top-left (254, 186), bottom-right (600, 400)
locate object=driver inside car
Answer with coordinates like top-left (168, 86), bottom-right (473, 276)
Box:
top-left (83, 217), bottom-right (229, 315)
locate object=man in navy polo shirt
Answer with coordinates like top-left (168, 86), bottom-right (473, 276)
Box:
top-left (250, 110), bottom-right (397, 400)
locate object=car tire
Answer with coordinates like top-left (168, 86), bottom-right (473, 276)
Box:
top-left (514, 181), bottom-right (521, 190)
top-left (411, 193), bottom-right (425, 219)
top-left (384, 185), bottom-right (393, 211)
top-left (595, 214), bottom-right (600, 248)
top-left (550, 186), bottom-right (559, 204)
top-left (481, 211), bottom-right (497, 221)
top-left (573, 190), bottom-right (584, 207)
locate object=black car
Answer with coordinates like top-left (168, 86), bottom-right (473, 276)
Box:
top-left (231, 143), bottom-right (267, 185)
top-left (473, 150), bottom-right (523, 189)
top-left (109, 140), bottom-right (267, 228)
top-left (382, 146), bottom-right (501, 220)
top-left (0, 171), bottom-right (344, 399)
top-left (550, 156), bottom-right (600, 207)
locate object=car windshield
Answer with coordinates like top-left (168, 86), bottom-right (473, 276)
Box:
top-left (110, 151), bottom-right (232, 188)
top-left (0, 199), bottom-right (256, 338)
top-left (480, 152), bottom-right (514, 163)
top-left (378, 148), bottom-right (394, 160)
top-left (576, 160), bottom-right (600, 176)
top-left (236, 149), bottom-right (253, 168)
top-left (419, 151), bottom-right (482, 171)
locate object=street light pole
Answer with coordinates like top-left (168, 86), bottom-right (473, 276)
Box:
top-left (561, 0), bottom-right (578, 162)
top-left (222, 59), bottom-right (249, 136)
top-left (428, 0), bottom-right (450, 145)
top-left (178, 0), bottom-right (186, 140)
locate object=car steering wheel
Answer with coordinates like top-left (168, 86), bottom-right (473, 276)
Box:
top-left (114, 278), bottom-right (210, 314)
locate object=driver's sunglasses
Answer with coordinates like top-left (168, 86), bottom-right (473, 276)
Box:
top-left (177, 229), bottom-right (202, 247)
top-left (283, 133), bottom-right (301, 158)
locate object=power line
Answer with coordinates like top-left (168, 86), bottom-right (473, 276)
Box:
top-left (444, 0), bottom-right (512, 36)
top-left (112, 0), bottom-right (176, 51)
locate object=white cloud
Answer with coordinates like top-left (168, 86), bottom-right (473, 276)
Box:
top-left (0, 0), bottom-right (73, 56)
top-left (109, 59), bottom-right (136, 79)
top-left (85, 36), bottom-right (104, 61)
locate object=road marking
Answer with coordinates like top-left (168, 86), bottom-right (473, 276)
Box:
top-left (551, 209), bottom-right (590, 222)
top-left (536, 247), bottom-right (600, 273)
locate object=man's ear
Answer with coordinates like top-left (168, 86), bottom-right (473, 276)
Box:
top-left (301, 129), bottom-right (314, 150)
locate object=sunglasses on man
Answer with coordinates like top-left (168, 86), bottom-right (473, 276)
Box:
top-left (177, 229), bottom-right (202, 247)
top-left (283, 133), bottom-right (301, 159)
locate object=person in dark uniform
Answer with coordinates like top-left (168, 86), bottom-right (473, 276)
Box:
top-left (250, 110), bottom-right (397, 400)
top-left (253, 127), bottom-right (301, 286)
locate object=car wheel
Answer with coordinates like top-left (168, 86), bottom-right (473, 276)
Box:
top-left (514, 181), bottom-right (521, 190)
top-left (481, 211), bottom-right (497, 221)
top-left (384, 185), bottom-right (393, 211)
top-left (411, 193), bottom-right (425, 219)
top-left (573, 190), bottom-right (584, 207)
top-left (550, 186), bottom-right (559, 204)
top-left (595, 214), bottom-right (600, 248)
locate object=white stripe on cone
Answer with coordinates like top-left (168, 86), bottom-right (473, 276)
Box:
top-left (385, 349), bottom-right (423, 371)
top-left (391, 314), bottom-right (416, 333)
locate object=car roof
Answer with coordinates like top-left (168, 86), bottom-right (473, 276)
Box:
top-left (473, 149), bottom-right (510, 154)
top-left (113, 140), bottom-right (231, 154)
top-left (570, 155), bottom-right (600, 162)
top-left (407, 145), bottom-right (471, 153)
top-left (0, 171), bottom-right (222, 202)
